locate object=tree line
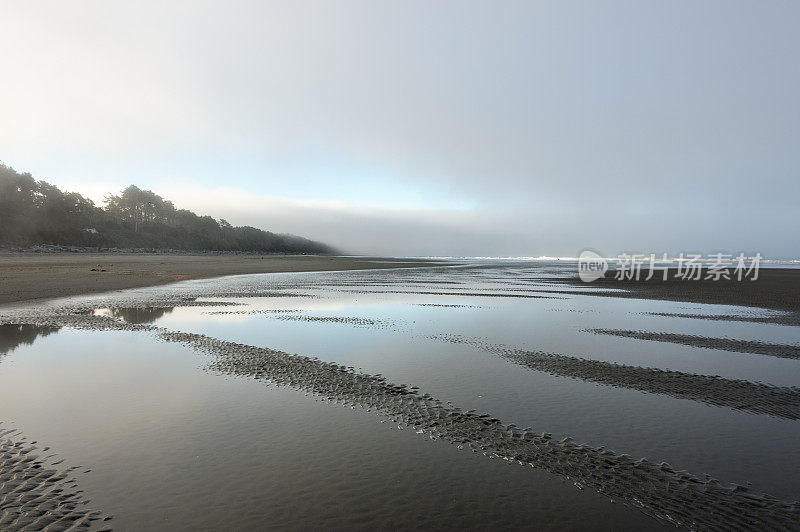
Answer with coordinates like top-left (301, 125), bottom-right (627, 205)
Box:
top-left (0, 164), bottom-right (336, 254)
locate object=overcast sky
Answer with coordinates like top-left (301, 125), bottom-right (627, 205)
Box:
top-left (2, 1), bottom-right (798, 257)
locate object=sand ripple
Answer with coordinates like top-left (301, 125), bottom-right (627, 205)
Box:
top-left (433, 334), bottom-right (800, 420)
top-left (0, 426), bottom-right (109, 531)
top-left (3, 282), bottom-right (800, 530)
top-left (587, 328), bottom-right (800, 361)
top-left (154, 328), bottom-right (800, 530)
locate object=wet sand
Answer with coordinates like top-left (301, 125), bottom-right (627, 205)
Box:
top-left (563, 268), bottom-right (800, 320)
top-left (0, 425), bottom-right (109, 530)
top-left (2, 261), bottom-right (800, 529)
top-left (169, 328), bottom-right (800, 529)
top-left (587, 328), bottom-right (800, 360)
top-left (4, 309), bottom-right (799, 529)
top-left (0, 253), bottom-right (442, 306)
top-left (433, 333), bottom-right (800, 420)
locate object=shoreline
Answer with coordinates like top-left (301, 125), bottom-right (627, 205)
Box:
top-left (0, 253), bottom-right (445, 307)
top-left (561, 267), bottom-right (800, 317)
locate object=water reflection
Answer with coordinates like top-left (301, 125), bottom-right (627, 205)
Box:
top-left (0, 323), bottom-right (61, 356)
top-left (0, 327), bottom-right (656, 530)
top-left (144, 264), bottom-right (800, 502)
top-left (94, 307), bottom-right (175, 324)
top-left (2, 262), bottom-right (799, 529)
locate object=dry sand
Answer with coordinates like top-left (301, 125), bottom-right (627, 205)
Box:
top-left (0, 253), bottom-right (442, 306)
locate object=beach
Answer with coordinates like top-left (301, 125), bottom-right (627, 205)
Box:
top-left (1, 260), bottom-right (799, 529)
top-left (565, 268), bottom-right (800, 317)
top-left (0, 253), bottom-right (441, 306)
top-left (3, 1), bottom-right (797, 529)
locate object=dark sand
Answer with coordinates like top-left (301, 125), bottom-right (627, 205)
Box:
top-left (587, 328), bottom-right (800, 360)
top-left (7, 307), bottom-right (799, 528)
top-left (564, 268), bottom-right (800, 317)
top-left (432, 333), bottom-right (800, 420)
top-left (0, 253), bottom-right (442, 306)
top-left (0, 425), bottom-right (108, 529)
top-left (10, 309), bottom-right (795, 530)
top-left (169, 328), bottom-right (797, 529)
top-left (3, 263), bottom-right (800, 529)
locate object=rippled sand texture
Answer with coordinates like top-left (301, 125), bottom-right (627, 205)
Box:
top-left (163, 329), bottom-right (800, 529)
top-left (587, 328), bottom-right (800, 360)
top-left (0, 308), bottom-right (796, 529)
top-left (432, 334), bottom-right (800, 419)
top-left (0, 426), bottom-right (109, 531)
top-left (1, 260), bottom-right (800, 530)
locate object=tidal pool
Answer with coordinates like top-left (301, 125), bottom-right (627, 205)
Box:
top-left (1, 261), bottom-right (799, 529)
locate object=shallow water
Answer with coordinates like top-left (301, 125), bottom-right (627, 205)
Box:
top-left (1, 261), bottom-right (799, 529)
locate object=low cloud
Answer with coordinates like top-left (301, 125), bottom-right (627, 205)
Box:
top-left (146, 183), bottom-right (796, 258)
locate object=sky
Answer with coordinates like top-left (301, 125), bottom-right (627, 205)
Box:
top-left (1, 0), bottom-right (798, 257)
